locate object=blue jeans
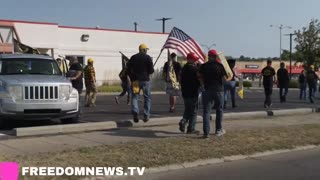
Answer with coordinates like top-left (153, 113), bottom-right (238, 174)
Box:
top-left (202, 89), bottom-right (224, 135)
top-left (224, 81), bottom-right (236, 107)
top-left (299, 84), bottom-right (306, 100)
top-left (279, 84), bottom-right (288, 101)
top-left (308, 82), bottom-right (316, 103)
top-left (132, 81), bottom-right (151, 118)
top-left (183, 97), bottom-right (199, 131)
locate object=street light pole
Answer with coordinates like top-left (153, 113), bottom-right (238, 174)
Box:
top-left (270, 24), bottom-right (292, 60)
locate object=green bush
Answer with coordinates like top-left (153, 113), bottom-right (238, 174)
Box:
top-left (97, 85), bottom-right (122, 92)
top-left (243, 81), bottom-right (252, 87)
top-left (236, 81), bottom-right (252, 87)
top-left (288, 80), bottom-right (299, 88)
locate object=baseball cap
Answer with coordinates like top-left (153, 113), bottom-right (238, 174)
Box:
top-left (187, 52), bottom-right (199, 62)
top-left (208, 49), bottom-right (218, 56)
top-left (139, 43), bottom-right (149, 50)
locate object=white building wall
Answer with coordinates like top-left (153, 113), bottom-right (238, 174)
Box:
top-left (11, 22), bottom-right (169, 85)
top-left (55, 27), bottom-right (168, 84)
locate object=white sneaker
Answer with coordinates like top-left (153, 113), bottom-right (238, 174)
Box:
top-left (215, 129), bottom-right (226, 137)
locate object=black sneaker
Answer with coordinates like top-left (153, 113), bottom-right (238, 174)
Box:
top-left (143, 117), bottom-right (149, 123)
top-left (179, 119), bottom-right (186, 132)
top-left (133, 113), bottom-right (139, 123)
top-left (202, 134), bottom-right (209, 139)
top-left (187, 129), bottom-right (200, 135)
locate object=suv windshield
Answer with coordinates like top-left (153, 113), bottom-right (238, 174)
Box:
top-left (0, 58), bottom-right (62, 75)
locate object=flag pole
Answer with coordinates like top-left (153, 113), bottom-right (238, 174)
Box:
top-left (153, 49), bottom-right (164, 67)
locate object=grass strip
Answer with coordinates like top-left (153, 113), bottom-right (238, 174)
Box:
top-left (2, 124), bottom-right (320, 179)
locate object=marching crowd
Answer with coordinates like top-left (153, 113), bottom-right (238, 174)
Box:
top-left (61, 43), bottom-right (319, 139)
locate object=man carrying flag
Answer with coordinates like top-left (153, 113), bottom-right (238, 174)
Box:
top-left (115, 52), bottom-right (132, 105)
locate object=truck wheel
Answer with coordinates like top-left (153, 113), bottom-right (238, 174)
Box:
top-left (61, 113), bottom-right (80, 124)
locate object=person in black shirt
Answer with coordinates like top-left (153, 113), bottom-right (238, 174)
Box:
top-left (306, 65), bottom-right (318, 103)
top-left (199, 49), bottom-right (231, 138)
top-left (162, 52), bottom-right (182, 112)
top-left (298, 70), bottom-right (307, 100)
top-left (178, 52), bottom-right (200, 134)
top-left (126, 43), bottom-right (154, 123)
top-left (67, 56), bottom-right (84, 120)
top-left (277, 62), bottom-right (289, 103)
top-left (67, 56), bottom-right (83, 95)
top-left (259, 60), bottom-right (276, 108)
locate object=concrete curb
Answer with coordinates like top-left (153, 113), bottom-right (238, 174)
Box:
top-left (119, 107), bottom-right (318, 128)
top-left (270, 108), bottom-right (314, 116)
top-left (14, 121), bottom-right (117, 137)
top-left (142, 145), bottom-right (319, 175)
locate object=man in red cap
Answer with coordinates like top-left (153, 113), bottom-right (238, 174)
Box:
top-left (178, 52), bottom-right (201, 134)
top-left (198, 49), bottom-right (231, 138)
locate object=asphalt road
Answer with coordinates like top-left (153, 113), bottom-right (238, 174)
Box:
top-left (83, 88), bottom-right (319, 122)
top-left (0, 88), bottom-right (319, 131)
top-left (134, 147), bottom-right (320, 180)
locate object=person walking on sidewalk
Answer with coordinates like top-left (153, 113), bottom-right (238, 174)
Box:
top-left (277, 62), bottom-right (289, 103)
top-left (162, 52), bottom-right (182, 112)
top-left (259, 60), bottom-right (276, 108)
top-left (223, 59), bottom-right (238, 109)
top-left (115, 69), bottom-right (132, 105)
top-left (179, 52), bottom-right (201, 134)
top-left (84, 58), bottom-right (97, 107)
top-left (298, 70), bottom-right (307, 100)
top-left (126, 43), bottom-right (154, 123)
top-left (306, 65), bottom-right (318, 103)
top-left (199, 49), bottom-right (231, 138)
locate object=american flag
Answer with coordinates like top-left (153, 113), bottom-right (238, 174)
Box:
top-left (163, 27), bottom-right (206, 63)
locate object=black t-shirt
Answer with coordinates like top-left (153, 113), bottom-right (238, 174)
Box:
top-left (163, 61), bottom-right (182, 82)
top-left (306, 70), bottom-right (318, 85)
top-left (277, 68), bottom-right (289, 85)
top-left (68, 63), bottom-right (83, 90)
top-left (127, 52), bottom-right (154, 81)
top-left (180, 62), bottom-right (200, 98)
top-left (261, 66), bottom-right (275, 86)
top-left (299, 73), bottom-right (306, 84)
top-left (199, 61), bottom-right (227, 91)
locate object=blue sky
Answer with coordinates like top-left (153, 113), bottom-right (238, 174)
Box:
top-left (0, 0), bottom-right (319, 58)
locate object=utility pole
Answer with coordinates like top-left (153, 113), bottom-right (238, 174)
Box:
top-left (156, 17), bottom-right (172, 33)
top-left (134, 22), bottom-right (138, 32)
top-left (270, 24), bottom-right (292, 60)
top-left (285, 33), bottom-right (295, 80)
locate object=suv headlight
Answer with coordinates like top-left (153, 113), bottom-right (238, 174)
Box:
top-left (60, 85), bottom-right (72, 100)
top-left (7, 85), bottom-right (23, 100)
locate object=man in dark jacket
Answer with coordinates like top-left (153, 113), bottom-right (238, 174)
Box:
top-left (306, 65), bottom-right (318, 103)
top-left (277, 62), bottom-right (289, 103)
top-left (179, 52), bottom-right (200, 134)
top-left (126, 43), bottom-right (154, 123)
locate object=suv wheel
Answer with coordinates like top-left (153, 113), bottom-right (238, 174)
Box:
top-left (0, 118), bottom-right (5, 129)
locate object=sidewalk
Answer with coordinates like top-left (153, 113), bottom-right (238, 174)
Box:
top-left (0, 113), bottom-right (319, 157)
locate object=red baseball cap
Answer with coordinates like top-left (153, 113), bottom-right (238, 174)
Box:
top-left (186, 52), bottom-right (199, 62)
top-left (208, 49), bottom-right (218, 56)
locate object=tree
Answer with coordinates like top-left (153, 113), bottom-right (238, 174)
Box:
top-left (294, 19), bottom-right (320, 67)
